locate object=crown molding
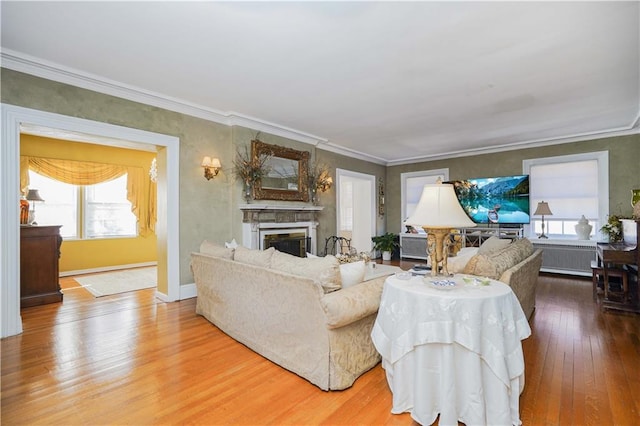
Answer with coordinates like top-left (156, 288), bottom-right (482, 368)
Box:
top-left (0, 49), bottom-right (328, 146)
top-left (386, 124), bottom-right (640, 167)
top-left (3, 49), bottom-right (639, 168)
top-left (316, 141), bottom-right (388, 165)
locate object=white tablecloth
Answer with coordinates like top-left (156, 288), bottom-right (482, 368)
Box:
top-left (371, 274), bottom-right (531, 426)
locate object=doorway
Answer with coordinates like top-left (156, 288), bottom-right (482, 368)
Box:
top-left (336, 169), bottom-right (376, 254)
top-left (1, 104), bottom-right (180, 338)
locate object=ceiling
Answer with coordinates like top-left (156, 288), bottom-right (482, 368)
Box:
top-left (2, 1), bottom-right (639, 165)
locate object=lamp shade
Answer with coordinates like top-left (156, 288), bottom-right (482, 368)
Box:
top-left (405, 183), bottom-right (476, 229)
top-left (26, 189), bottom-right (44, 202)
top-left (533, 201), bottom-right (552, 216)
top-left (202, 156), bottom-right (221, 168)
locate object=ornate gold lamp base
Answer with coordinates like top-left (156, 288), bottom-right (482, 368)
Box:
top-left (423, 227), bottom-right (453, 276)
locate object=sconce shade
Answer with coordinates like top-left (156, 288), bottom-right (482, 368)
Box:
top-left (202, 156), bottom-right (222, 180)
top-left (405, 183), bottom-right (476, 229)
top-left (201, 156), bottom-right (221, 168)
top-left (533, 201), bottom-right (553, 216)
top-left (26, 189), bottom-right (44, 202)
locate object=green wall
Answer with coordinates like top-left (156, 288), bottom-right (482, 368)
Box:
top-left (2, 68), bottom-right (382, 284)
top-left (3, 68), bottom-right (638, 284)
top-left (386, 136), bottom-right (640, 234)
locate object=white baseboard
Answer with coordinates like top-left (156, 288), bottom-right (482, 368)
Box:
top-left (60, 261), bottom-right (158, 277)
top-left (179, 283), bottom-right (197, 300)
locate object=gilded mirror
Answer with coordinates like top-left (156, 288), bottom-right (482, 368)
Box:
top-left (252, 140), bottom-right (310, 201)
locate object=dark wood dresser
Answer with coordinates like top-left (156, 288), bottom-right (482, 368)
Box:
top-left (20, 225), bottom-right (63, 308)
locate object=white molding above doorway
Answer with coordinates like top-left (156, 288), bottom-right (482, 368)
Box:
top-left (0, 104), bottom-right (181, 338)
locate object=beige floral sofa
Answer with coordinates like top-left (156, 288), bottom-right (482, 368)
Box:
top-left (449, 236), bottom-right (543, 319)
top-left (190, 242), bottom-right (401, 391)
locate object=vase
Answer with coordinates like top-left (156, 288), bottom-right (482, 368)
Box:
top-left (621, 219), bottom-right (637, 245)
top-left (310, 188), bottom-right (318, 206)
top-left (19, 197), bottom-right (29, 225)
top-left (574, 215), bottom-right (592, 240)
top-left (244, 181), bottom-right (252, 203)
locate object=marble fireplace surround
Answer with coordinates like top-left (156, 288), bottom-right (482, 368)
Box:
top-left (240, 205), bottom-right (324, 255)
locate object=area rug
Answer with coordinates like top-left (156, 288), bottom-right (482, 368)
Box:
top-left (75, 267), bottom-right (157, 297)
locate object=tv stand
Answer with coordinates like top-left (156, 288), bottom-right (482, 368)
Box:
top-left (460, 225), bottom-right (523, 247)
top-left (400, 225), bottom-right (524, 260)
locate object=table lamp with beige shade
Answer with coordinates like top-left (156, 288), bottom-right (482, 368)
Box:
top-left (533, 201), bottom-right (553, 239)
top-left (405, 181), bottom-right (476, 276)
top-left (26, 189), bottom-right (45, 225)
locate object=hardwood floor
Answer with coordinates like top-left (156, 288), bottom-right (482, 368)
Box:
top-left (2, 269), bottom-right (639, 425)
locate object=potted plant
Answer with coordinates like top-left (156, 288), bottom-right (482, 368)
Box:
top-left (372, 232), bottom-right (400, 261)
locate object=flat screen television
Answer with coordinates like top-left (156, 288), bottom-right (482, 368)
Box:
top-left (447, 175), bottom-right (530, 225)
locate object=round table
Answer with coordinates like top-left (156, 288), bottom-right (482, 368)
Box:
top-left (371, 273), bottom-right (531, 426)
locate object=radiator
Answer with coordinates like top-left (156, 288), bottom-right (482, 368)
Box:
top-left (532, 242), bottom-right (597, 276)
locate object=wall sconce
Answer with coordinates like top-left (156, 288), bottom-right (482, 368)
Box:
top-left (201, 156), bottom-right (221, 180)
top-left (316, 172), bottom-right (333, 193)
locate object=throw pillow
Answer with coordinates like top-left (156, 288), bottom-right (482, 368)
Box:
top-left (225, 238), bottom-right (238, 249)
top-left (339, 260), bottom-right (366, 288)
top-left (234, 246), bottom-right (275, 268)
top-left (199, 240), bottom-right (234, 260)
top-left (447, 247), bottom-right (478, 274)
top-left (478, 236), bottom-right (512, 255)
top-left (464, 238), bottom-right (534, 280)
top-left (270, 251), bottom-right (341, 293)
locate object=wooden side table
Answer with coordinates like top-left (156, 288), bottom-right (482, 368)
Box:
top-left (20, 225), bottom-right (63, 308)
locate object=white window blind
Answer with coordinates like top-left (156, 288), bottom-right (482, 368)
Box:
top-left (530, 160), bottom-right (599, 219)
top-left (524, 151), bottom-right (607, 239)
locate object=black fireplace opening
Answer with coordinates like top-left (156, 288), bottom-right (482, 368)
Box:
top-left (264, 233), bottom-right (311, 258)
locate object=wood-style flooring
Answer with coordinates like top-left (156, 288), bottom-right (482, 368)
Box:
top-left (2, 266), bottom-right (640, 425)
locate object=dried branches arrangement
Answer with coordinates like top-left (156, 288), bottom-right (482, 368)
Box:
top-left (232, 145), bottom-right (271, 186)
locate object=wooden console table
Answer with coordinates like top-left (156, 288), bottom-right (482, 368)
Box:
top-left (20, 225), bottom-right (63, 308)
top-left (596, 229), bottom-right (639, 313)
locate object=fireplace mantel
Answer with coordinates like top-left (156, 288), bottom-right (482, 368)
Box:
top-left (240, 205), bottom-right (324, 254)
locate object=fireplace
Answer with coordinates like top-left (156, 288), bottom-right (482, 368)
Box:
top-left (240, 205), bottom-right (323, 255)
top-left (264, 232), bottom-right (312, 257)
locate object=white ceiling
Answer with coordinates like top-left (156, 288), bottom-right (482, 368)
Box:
top-left (2, 1), bottom-right (639, 165)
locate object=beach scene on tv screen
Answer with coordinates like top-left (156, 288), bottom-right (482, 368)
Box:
top-left (450, 175), bottom-right (530, 225)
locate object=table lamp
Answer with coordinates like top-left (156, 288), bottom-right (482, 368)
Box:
top-left (533, 201), bottom-right (552, 239)
top-left (405, 182), bottom-right (476, 276)
top-left (26, 189), bottom-right (45, 225)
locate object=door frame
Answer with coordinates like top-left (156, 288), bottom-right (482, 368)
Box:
top-left (335, 168), bottom-right (377, 253)
top-left (1, 104), bottom-right (180, 338)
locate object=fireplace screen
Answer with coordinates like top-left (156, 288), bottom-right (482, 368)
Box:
top-left (264, 233), bottom-right (311, 258)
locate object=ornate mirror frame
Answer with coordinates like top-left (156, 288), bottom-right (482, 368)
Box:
top-left (252, 140), bottom-right (310, 201)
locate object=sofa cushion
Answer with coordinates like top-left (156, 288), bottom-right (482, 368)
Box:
top-left (464, 238), bottom-right (534, 280)
top-left (478, 236), bottom-right (512, 255)
top-left (234, 246), bottom-right (275, 268)
top-left (270, 250), bottom-right (342, 293)
top-left (339, 261), bottom-right (366, 288)
top-left (447, 247), bottom-right (478, 274)
top-left (200, 240), bottom-right (235, 260)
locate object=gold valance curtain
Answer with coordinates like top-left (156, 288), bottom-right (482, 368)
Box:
top-left (20, 156), bottom-right (156, 236)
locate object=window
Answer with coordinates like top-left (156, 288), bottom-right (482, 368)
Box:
top-left (523, 151), bottom-right (608, 239)
top-left (28, 171), bottom-right (137, 239)
top-left (401, 169), bottom-right (449, 232)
